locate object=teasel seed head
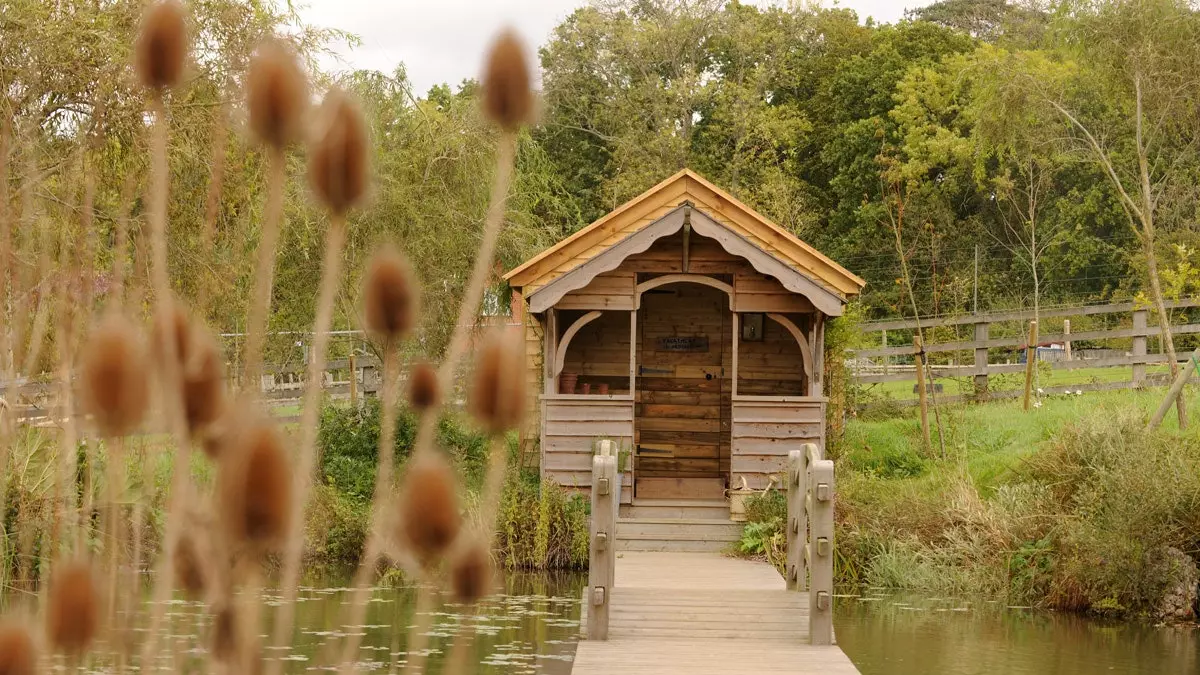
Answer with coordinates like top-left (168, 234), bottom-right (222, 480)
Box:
top-left (80, 315), bottom-right (150, 438)
top-left (468, 327), bottom-right (526, 434)
top-left (153, 301), bottom-right (227, 436)
top-left (0, 621), bottom-right (36, 675)
top-left (396, 453), bottom-right (461, 565)
top-left (450, 536), bottom-right (493, 605)
top-left (135, 0), bottom-right (188, 92)
top-left (308, 90), bottom-right (368, 216)
top-left (172, 530), bottom-right (208, 598)
top-left (247, 40), bottom-right (308, 150)
top-left (218, 416), bottom-right (292, 551)
top-left (364, 246), bottom-right (418, 343)
top-left (45, 561), bottom-right (99, 655)
top-left (482, 29), bottom-right (534, 132)
top-left (210, 602), bottom-right (238, 662)
top-left (407, 362), bottom-right (440, 411)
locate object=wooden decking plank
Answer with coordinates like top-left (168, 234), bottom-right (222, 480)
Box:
top-left (572, 551), bottom-right (859, 674)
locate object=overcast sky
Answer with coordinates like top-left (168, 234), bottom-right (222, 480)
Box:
top-left (296, 1), bottom-right (935, 95)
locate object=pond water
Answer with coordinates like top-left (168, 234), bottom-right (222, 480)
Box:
top-left (835, 592), bottom-right (1200, 674)
top-left (14, 573), bottom-right (1200, 673)
top-left (29, 571), bottom-right (588, 674)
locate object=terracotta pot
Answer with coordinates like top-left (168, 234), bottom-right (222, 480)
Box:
top-left (559, 372), bottom-right (579, 395)
top-left (598, 383), bottom-right (610, 395)
top-left (581, 383), bottom-right (591, 395)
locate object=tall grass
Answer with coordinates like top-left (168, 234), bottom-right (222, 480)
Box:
top-left (837, 392), bottom-right (1200, 618)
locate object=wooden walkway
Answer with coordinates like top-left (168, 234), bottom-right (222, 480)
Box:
top-left (573, 551), bottom-right (860, 674)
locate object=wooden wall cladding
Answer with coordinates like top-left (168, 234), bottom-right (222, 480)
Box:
top-left (559, 309), bottom-right (632, 395)
top-left (737, 313), bottom-right (808, 396)
top-left (731, 400), bottom-right (824, 490)
top-left (557, 271), bottom-right (636, 311)
top-left (542, 399), bottom-right (634, 504)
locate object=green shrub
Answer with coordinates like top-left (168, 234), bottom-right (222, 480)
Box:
top-left (496, 475), bottom-right (589, 570)
top-left (305, 483), bottom-right (370, 571)
top-left (743, 489), bottom-right (786, 524)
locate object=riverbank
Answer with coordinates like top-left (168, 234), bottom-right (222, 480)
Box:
top-left (831, 388), bottom-right (1200, 621)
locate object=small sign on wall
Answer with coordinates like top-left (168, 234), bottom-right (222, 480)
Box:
top-left (659, 336), bottom-right (709, 352)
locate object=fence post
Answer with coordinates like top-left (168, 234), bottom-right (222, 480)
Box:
top-left (1133, 309), bottom-right (1148, 386)
top-left (786, 449), bottom-right (809, 592)
top-left (808, 457), bottom-right (835, 646)
top-left (1063, 319), bottom-right (1072, 361)
top-left (913, 336), bottom-right (931, 450)
top-left (974, 321), bottom-right (989, 400)
top-left (587, 454), bottom-right (617, 640)
top-left (1023, 321), bottom-right (1038, 411)
top-left (881, 330), bottom-right (888, 375)
top-left (348, 353), bottom-right (358, 406)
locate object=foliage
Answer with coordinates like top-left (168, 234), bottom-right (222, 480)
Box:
top-left (495, 472), bottom-right (590, 570)
top-left (838, 391), bottom-right (1200, 618)
top-left (736, 490), bottom-right (787, 572)
top-left (316, 400), bottom-right (490, 502)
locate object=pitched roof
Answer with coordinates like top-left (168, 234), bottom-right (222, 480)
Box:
top-left (504, 169), bottom-right (865, 298)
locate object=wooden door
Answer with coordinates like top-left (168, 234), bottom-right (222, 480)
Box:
top-left (634, 283), bottom-right (731, 500)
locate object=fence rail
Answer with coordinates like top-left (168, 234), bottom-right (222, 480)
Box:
top-left (853, 299), bottom-right (1200, 399)
top-left (0, 355), bottom-right (386, 426)
top-left (786, 442), bottom-right (834, 646)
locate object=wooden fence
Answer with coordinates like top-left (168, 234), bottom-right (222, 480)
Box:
top-left (0, 355), bottom-right (385, 427)
top-left (852, 299), bottom-right (1200, 403)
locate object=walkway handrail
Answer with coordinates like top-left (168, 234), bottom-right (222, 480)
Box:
top-left (587, 452), bottom-right (619, 640)
top-left (787, 443), bottom-right (835, 646)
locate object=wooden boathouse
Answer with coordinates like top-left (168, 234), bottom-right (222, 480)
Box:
top-left (507, 169), bottom-right (863, 533)
top-left (508, 170), bottom-right (864, 671)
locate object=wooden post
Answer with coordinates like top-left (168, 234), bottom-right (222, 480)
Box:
top-left (1147, 347), bottom-right (1200, 431)
top-left (974, 321), bottom-right (989, 400)
top-left (1132, 309), bottom-right (1148, 386)
top-left (881, 329), bottom-right (888, 375)
top-left (587, 454), bottom-right (618, 640)
top-left (785, 449), bottom-right (809, 592)
top-left (808, 456), bottom-right (835, 646)
top-left (913, 336), bottom-right (931, 450)
top-left (348, 353), bottom-right (358, 406)
top-left (1063, 319), bottom-right (1072, 361)
top-left (732, 313), bottom-right (739, 398)
top-left (1023, 321), bottom-right (1038, 411)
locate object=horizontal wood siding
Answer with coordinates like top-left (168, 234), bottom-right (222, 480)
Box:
top-left (731, 400), bottom-right (824, 489)
top-left (542, 398), bottom-right (634, 504)
top-left (734, 271), bottom-right (815, 313)
top-left (737, 313), bottom-right (809, 396)
top-left (560, 309), bottom-right (632, 396)
top-left (557, 271), bottom-right (636, 311)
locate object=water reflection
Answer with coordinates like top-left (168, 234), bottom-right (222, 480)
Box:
top-left (835, 592), bottom-right (1200, 674)
top-left (66, 572), bottom-right (586, 674)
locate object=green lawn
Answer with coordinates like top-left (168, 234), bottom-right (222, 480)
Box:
top-left (842, 385), bottom-right (1200, 492)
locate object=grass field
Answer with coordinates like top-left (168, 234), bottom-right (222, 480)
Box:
top-left (842, 385), bottom-right (1198, 491)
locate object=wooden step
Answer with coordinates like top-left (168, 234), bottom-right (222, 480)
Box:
top-left (620, 499), bottom-right (730, 520)
top-left (616, 538), bottom-right (733, 553)
top-left (617, 518), bottom-right (743, 540)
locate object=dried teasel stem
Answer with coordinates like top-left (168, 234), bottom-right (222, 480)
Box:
top-left (137, 88), bottom-right (199, 672)
top-left (411, 132), bottom-right (517, 460)
top-left (265, 215), bottom-right (348, 672)
top-left (269, 90), bottom-right (366, 670)
top-left (241, 149), bottom-right (287, 391)
top-left (331, 348), bottom-right (402, 674)
top-left (195, 102), bottom-right (228, 316)
top-left (109, 174), bottom-right (139, 313)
